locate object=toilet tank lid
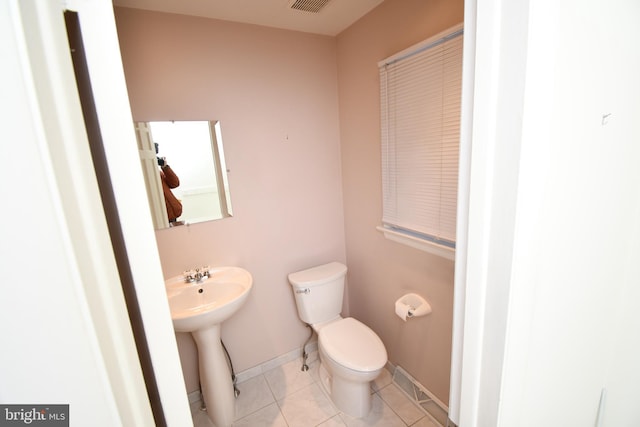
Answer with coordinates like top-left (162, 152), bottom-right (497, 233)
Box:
top-left (288, 262), bottom-right (347, 288)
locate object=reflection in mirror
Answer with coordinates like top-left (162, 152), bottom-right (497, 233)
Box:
top-left (135, 120), bottom-right (233, 229)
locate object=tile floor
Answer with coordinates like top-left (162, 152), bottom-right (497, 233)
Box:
top-left (190, 353), bottom-right (441, 427)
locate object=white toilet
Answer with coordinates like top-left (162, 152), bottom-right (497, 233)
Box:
top-left (288, 262), bottom-right (387, 418)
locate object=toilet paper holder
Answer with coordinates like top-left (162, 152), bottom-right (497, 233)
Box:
top-left (395, 293), bottom-right (432, 320)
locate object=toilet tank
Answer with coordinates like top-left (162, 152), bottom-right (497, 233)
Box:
top-left (288, 262), bottom-right (347, 325)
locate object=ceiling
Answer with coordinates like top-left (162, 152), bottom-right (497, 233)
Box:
top-left (112, 0), bottom-right (385, 36)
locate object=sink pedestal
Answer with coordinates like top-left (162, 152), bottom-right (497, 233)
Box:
top-left (191, 324), bottom-right (235, 427)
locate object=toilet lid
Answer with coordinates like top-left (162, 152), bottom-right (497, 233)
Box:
top-left (319, 317), bottom-right (387, 372)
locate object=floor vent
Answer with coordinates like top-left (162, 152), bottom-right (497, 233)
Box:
top-left (393, 366), bottom-right (449, 427)
top-left (289, 0), bottom-right (332, 13)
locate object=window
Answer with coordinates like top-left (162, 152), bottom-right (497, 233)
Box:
top-left (378, 24), bottom-right (463, 260)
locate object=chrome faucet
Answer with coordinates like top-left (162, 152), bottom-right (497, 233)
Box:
top-left (183, 266), bottom-right (210, 283)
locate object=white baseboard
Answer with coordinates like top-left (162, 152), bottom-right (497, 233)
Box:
top-left (235, 342), bottom-right (319, 384)
top-left (188, 342), bottom-right (319, 404)
top-left (187, 389), bottom-right (202, 405)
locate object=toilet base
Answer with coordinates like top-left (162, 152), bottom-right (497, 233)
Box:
top-left (318, 363), bottom-right (373, 418)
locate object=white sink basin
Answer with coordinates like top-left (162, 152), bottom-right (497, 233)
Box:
top-left (165, 266), bottom-right (252, 332)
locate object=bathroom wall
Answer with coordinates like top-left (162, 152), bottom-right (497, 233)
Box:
top-left (115, 0), bottom-right (463, 403)
top-left (115, 8), bottom-right (346, 393)
top-left (335, 0), bottom-right (464, 405)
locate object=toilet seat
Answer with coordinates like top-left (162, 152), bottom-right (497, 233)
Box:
top-left (319, 317), bottom-right (386, 372)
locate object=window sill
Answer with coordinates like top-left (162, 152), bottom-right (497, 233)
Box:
top-left (376, 226), bottom-right (455, 261)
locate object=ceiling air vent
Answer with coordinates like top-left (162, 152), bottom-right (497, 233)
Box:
top-left (288, 0), bottom-right (332, 13)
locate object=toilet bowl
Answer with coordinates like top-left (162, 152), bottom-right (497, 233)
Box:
top-left (288, 262), bottom-right (388, 417)
top-left (316, 317), bottom-right (386, 417)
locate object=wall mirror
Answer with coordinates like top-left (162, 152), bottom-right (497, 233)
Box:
top-left (135, 120), bottom-right (233, 229)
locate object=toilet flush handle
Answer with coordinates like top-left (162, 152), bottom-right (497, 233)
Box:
top-left (295, 288), bottom-right (310, 294)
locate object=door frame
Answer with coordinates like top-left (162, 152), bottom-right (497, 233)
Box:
top-left (13, 0), bottom-right (192, 425)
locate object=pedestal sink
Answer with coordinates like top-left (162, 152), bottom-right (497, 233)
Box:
top-left (165, 267), bottom-right (252, 427)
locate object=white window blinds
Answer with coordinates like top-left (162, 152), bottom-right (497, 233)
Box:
top-left (379, 26), bottom-right (463, 249)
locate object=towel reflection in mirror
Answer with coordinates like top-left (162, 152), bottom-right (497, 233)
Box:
top-left (155, 142), bottom-right (183, 224)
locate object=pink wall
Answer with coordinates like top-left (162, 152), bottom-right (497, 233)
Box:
top-left (115, 8), bottom-right (346, 393)
top-left (115, 0), bottom-right (463, 404)
top-left (336, 0), bottom-right (463, 404)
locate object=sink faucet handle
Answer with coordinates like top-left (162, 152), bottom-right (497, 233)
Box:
top-left (201, 265), bottom-right (210, 278)
top-left (183, 269), bottom-right (196, 283)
